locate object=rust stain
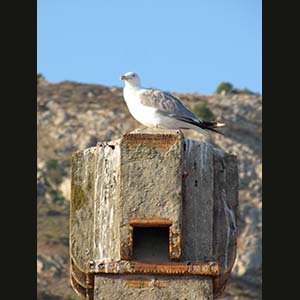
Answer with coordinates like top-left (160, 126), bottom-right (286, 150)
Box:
top-left (86, 272), bottom-right (95, 290)
top-left (120, 242), bottom-right (132, 260)
top-left (70, 274), bottom-right (87, 298)
top-left (70, 258), bottom-right (95, 299)
top-left (213, 241), bottom-right (237, 299)
top-left (169, 229), bottom-right (181, 260)
top-left (129, 217), bottom-right (172, 227)
top-left (124, 278), bottom-right (152, 288)
top-left (213, 270), bottom-right (231, 299)
top-left (120, 225), bottom-right (133, 260)
top-left (70, 273), bottom-right (94, 300)
top-left (71, 258), bottom-right (88, 287)
top-left (153, 279), bottom-right (169, 288)
top-left (124, 278), bottom-right (169, 289)
top-left (86, 288), bottom-right (94, 300)
top-left (122, 131), bottom-right (183, 152)
top-left (213, 235), bottom-right (238, 299)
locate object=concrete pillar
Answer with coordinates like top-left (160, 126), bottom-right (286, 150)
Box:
top-left (70, 129), bottom-right (239, 300)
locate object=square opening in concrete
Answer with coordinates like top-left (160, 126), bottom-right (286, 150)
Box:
top-left (132, 227), bottom-right (170, 262)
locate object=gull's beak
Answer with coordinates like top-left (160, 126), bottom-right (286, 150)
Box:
top-left (120, 75), bottom-right (127, 81)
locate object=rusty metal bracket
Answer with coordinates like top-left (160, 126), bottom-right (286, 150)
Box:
top-left (129, 217), bottom-right (172, 227)
top-left (70, 257), bottom-right (94, 300)
top-left (89, 260), bottom-right (219, 276)
top-left (71, 257), bottom-right (220, 299)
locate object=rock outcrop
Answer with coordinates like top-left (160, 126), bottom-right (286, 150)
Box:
top-left (37, 80), bottom-right (262, 300)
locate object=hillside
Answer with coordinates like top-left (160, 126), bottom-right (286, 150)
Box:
top-left (37, 78), bottom-right (262, 300)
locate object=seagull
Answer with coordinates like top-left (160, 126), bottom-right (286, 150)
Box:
top-left (120, 72), bottom-right (225, 136)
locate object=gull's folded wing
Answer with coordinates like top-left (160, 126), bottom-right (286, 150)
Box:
top-left (139, 89), bottom-right (203, 124)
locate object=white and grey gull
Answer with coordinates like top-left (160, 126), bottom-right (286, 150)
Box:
top-left (120, 72), bottom-right (225, 136)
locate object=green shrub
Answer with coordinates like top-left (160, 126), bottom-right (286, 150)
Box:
top-left (216, 81), bottom-right (258, 95)
top-left (232, 87), bottom-right (256, 95)
top-left (192, 102), bottom-right (214, 121)
top-left (37, 73), bottom-right (45, 83)
top-left (215, 82), bottom-right (233, 94)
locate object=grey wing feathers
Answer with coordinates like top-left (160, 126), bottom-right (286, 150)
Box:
top-left (139, 89), bottom-right (202, 124)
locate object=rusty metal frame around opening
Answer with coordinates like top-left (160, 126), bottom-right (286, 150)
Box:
top-left (120, 217), bottom-right (181, 260)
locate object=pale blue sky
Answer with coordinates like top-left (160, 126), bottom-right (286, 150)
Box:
top-left (37, 0), bottom-right (262, 94)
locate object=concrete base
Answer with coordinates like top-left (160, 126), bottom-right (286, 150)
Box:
top-left (94, 274), bottom-right (213, 300)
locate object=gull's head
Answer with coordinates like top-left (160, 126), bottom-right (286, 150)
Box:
top-left (120, 72), bottom-right (141, 88)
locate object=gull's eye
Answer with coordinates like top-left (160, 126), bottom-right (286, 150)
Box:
top-left (132, 74), bottom-right (135, 77)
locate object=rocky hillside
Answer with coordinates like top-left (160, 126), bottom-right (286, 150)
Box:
top-left (37, 78), bottom-right (262, 300)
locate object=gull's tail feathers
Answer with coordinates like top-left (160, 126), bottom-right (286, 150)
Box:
top-left (200, 120), bottom-right (226, 135)
top-left (213, 122), bottom-right (226, 128)
top-left (202, 120), bottom-right (226, 128)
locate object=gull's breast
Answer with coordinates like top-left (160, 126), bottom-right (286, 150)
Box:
top-left (123, 88), bottom-right (159, 127)
top-left (129, 103), bottom-right (159, 127)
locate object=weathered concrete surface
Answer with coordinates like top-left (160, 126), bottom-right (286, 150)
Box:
top-left (94, 275), bottom-right (213, 300)
top-left (70, 129), bottom-right (239, 299)
top-left (119, 130), bottom-right (183, 260)
top-left (212, 149), bottom-right (239, 297)
top-left (70, 148), bottom-right (96, 271)
top-left (70, 143), bottom-right (121, 271)
top-left (181, 139), bottom-right (214, 262)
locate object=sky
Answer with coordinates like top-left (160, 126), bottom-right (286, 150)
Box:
top-left (37, 0), bottom-right (262, 95)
